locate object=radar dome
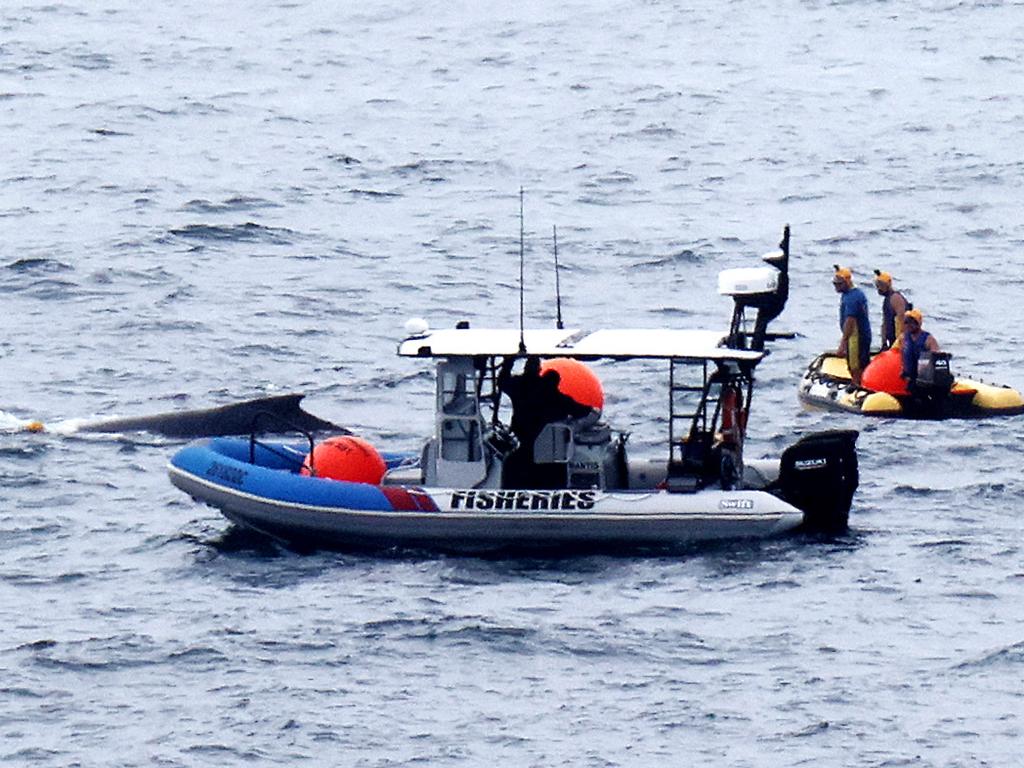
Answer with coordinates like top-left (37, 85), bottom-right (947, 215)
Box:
top-left (404, 317), bottom-right (429, 337)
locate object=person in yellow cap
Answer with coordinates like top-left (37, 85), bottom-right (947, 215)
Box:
top-left (873, 269), bottom-right (911, 350)
top-left (900, 309), bottom-right (940, 388)
top-left (833, 265), bottom-right (872, 386)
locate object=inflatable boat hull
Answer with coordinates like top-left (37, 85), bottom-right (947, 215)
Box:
top-left (169, 438), bottom-right (806, 552)
top-left (798, 354), bottom-right (1024, 419)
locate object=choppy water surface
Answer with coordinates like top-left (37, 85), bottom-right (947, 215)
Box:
top-left (2, 1), bottom-right (1023, 765)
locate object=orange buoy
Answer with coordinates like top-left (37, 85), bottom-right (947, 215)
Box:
top-left (300, 435), bottom-right (386, 484)
top-left (861, 347), bottom-right (910, 396)
top-left (540, 357), bottom-right (604, 410)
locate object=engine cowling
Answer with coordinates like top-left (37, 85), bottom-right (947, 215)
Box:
top-left (777, 430), bottom-right (859, 532)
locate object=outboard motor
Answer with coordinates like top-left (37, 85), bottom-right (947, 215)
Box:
top-left (777, 429), bottom-right (859, 532)
top-left (902, 351), bottom-right (957, 420)
top-left (916, 351), bottom-right (954, 391)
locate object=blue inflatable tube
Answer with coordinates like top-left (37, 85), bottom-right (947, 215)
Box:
top-left (169, 438), bottom-right (410, 512)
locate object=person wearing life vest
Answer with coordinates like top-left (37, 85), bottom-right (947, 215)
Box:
top-left (717, 383), bottom-right (745, 448)
top-left (715, 382), bottom-right (746, 490)
top-left (873, 269), bottom-right (911, 350)
top-left (900, 309), bottom-right (940, 388)
top-left (833, 266), bottom-right (872, 386)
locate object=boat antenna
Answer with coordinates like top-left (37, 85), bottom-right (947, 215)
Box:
top-left (552, 225), bottom-right (564, 329)
top-left (518, 187), bottom-right (527, 354)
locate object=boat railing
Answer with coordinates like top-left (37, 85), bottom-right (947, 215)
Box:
top-left (248, 410), bottom-right (317, 473)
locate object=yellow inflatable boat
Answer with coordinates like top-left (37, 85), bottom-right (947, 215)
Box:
top-left (798, 351), bottom-right (1024, 419)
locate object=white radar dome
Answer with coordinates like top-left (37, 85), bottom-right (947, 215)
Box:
top-left (404, 317), bottom-right (430, 337)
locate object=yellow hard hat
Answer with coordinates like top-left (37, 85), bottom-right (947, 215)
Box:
top-left (904, 308), bottom-right (923, 326)
top-left (832, 265), bottom-right (853, 286)
top-left (873, 269), bottom-right (892, 288)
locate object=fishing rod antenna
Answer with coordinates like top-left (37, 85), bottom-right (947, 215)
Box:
top-left (553, 225), bottom-right (564, 330)
top-left (518, 187), bottom-right (527, 355)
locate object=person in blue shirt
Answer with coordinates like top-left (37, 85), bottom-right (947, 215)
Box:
top-left (833, 265), bottom-right (872, 386)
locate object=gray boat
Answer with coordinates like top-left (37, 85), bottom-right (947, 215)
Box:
top-left (168, 227), bottom-right (859, 552)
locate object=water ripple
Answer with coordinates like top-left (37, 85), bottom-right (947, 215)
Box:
top-left (170, 223), bottom-right (297, 245)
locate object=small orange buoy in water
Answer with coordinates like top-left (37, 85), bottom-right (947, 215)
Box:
top-left (862, 347), bottom-right (910, 396)
top-left (301, 435), bottom-right (386, 484)
top-left (25, 421), bottom-right (45, 433)
top-left (540, 358), bottom-right (604, 410)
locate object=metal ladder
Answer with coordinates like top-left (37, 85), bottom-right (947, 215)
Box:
top-left (667, 359), bottom-right (719, 492)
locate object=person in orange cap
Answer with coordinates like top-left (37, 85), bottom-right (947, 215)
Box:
top-left (873, 269), bottom-right (911, 350)
top-left (900, 309), bottom-right (940, 388)
top-left (833, 265), bottom-right (872, 386)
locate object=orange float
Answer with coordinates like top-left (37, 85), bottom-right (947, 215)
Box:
top-left (861, 347), bottom-right (910, 396)
top-left (540, 357), bottom-right (604, 410)
top-left (301, 435), bottom-right (386, 484)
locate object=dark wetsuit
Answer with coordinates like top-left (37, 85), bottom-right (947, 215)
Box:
top-left (498, 357), bottom-right (592, 489)
top-left (880, 291), bottom-right (911, 350)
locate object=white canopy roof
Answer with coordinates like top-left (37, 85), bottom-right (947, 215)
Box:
top-left (397, 327), bottom-right (763, 362)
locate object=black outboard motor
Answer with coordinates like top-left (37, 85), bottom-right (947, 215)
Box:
top-left (916, 351), bottom-right (954, 390)
top-left (904, 352), bottom-right (956, 419)
top-left (777, 430), bottom-right (859, 532)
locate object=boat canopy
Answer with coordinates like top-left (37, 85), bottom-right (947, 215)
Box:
top-left (398, 327), bottom-right (764, 363)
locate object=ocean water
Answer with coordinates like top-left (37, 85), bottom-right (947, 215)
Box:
top-left (2, 1), bottom-right (1023, 765)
